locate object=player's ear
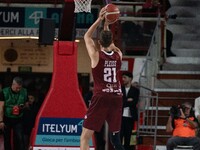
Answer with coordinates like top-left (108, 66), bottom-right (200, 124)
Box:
top-left (98, 40), bottom-right (101, 45)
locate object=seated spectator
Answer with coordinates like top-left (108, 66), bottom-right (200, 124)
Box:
top-left (166, 102), bottom-right (200, 150)
top-left (194, 97), bottom-right (200, 122)
top-left (194, 96), bottom-right (200, 137)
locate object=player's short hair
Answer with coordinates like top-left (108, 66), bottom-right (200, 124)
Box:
top-left (99, 30), bottom-right (113, 48)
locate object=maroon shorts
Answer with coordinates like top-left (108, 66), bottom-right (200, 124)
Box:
top-left (83, 92), bottom-right (123, 132)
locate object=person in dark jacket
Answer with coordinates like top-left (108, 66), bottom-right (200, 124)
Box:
top-left (23, 93), bottom-right (39, 150)
top-left (120, 72), bottom-right (140, 150)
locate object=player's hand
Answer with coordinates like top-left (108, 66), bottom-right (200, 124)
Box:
top-left (105, 18), bottom-right (112, 25)
top-left (104, 20), bottom-right (110, 26)
top-left (99, 7), bottom-right (106, 20)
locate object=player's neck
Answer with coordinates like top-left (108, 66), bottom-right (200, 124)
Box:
top-left (101, 47), bottom-right (112, 53)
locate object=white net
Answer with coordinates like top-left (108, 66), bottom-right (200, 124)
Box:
top-left (74, 0), bottom-right (92, 13)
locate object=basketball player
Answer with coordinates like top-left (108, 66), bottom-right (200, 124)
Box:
top-left (80, 7), bottom-right (124, 150)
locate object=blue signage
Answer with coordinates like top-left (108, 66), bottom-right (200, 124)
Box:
top-left (0, 6), bottom-right (99, 37)
top-left (0, 6), bottom-right (98, 28)
top-left (25, 7), bottom-right (47, 27)
top-left (35, 117), bottom-right (93, 146)
top-left (47, 8), bottom-right (62, 26)
top-left (0, 7), bottom-right (25, 27)
top-left (37, 118), bottom-right (83, 135)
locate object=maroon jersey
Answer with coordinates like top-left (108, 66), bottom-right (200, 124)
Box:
top-left (92, 50), bottom-right (122, 95)
top-left (84, 50), bottom-right (123, 132)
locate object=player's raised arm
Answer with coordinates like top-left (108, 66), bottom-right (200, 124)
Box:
top-left (104, 19), bottom-right (110, 31)
top-left (84, 7), bottom-right (106, 58)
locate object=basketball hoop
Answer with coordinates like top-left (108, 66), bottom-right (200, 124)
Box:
top-left (74, 0), bottom-right (92, 13)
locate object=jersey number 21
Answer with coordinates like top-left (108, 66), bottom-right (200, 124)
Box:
top-left (104, 68), bottom-right (117, 83)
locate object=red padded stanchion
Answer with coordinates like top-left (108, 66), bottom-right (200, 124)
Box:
top-left (29, 41), bottom-right (94, 150)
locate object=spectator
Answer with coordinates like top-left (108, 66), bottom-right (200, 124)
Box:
top-left (23, 93), bottom-right (39, 150)
top-left (120, 71), bottom-right (140, 150)
top-left (0, 76), bottom-right (28, 150)
top-left (166, 102), bottom-right (200, 150)
top-left (194, 96), bottom-right (200, 137)
top-left (194, 97), bottom-right (200, 121)
top-left (84, 82), bottom-right (94, 108)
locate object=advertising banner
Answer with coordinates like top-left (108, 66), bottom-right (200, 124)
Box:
top-left (35, 118), bottom-right (92, 146)
top-left (0, 6), bottom-right (98, 38)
